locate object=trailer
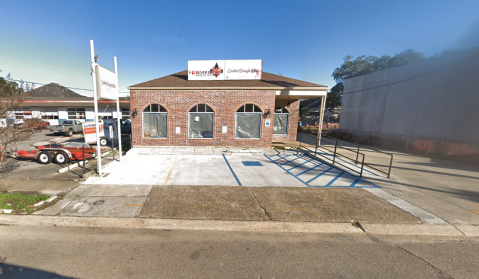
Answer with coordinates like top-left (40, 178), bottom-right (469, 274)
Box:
top-left (16, 142), bottom-right (102, 165)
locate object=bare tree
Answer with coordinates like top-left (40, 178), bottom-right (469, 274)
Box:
top-left (0, 73), bottom-right (37, 163)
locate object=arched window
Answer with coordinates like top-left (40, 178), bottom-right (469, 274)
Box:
top-left (273, 107), bottom-right (289, 135)
top-left (189, 104), bottom-right (214, 138)
top-left (143, 104), bottom-right (167, 138)
top-left (235, 104), bottom-right (262, 139)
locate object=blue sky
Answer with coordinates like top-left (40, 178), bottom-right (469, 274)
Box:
top-left (1, 0), bottom-right (479, 97)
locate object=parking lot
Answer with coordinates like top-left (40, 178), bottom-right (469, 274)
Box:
top-left (0, 130), bottom-right (118, 194)
top-left (85, 147), bottom-right (378, 188)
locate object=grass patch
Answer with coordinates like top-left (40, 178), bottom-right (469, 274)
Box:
top-left (0, 193), bottom-right (50, 214)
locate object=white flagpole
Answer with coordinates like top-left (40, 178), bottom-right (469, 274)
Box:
top-left (114, 56), bottom-right (122, 161)
top-left (90, 39), bottom-right (102, 175)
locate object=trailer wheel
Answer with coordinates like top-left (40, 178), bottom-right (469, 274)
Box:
top-left (65, 129), bottom-right (73, 137)
top-left (99, 137), bottom-right (108, 146)
top-left (37, 151), bottom-right (52, 164)
top-left (54, 152), bottom-right (70, 165)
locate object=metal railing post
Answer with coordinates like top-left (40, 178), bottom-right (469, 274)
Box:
top-left (355, 145), bottom-right (360, 164)
top-left (360, 154), bottom-right (365, 177)
top-left (387, 154), bottom-right (393, 178)
top-left (332, 138), bottom-right (338, 164)
top-left (82, 146), bottom-right (85, 175)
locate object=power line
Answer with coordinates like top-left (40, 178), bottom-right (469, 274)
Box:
top-left (0, 59), bottom-right (61, 80)
top-left (0, 50), bottom-right (75, 77)
top-left (7, 78), bottom-right (130, 94)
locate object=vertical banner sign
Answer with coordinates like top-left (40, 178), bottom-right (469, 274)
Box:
top-left (90, 39), bottom-right (122, 176)
top-left (96, 65), bottom-right (119, 100)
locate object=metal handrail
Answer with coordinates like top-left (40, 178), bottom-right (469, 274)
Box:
top-left (299, 133), bottom-right (367, 177)
top-left (298, 132), bottom-right (393, 178)
top-left (320, 134), bottom-right (394, 177)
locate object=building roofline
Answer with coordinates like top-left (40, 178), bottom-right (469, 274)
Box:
top-left (127, 86), bottom-right (328, 91)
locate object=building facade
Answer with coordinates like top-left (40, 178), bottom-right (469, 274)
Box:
top-left (0, 83), bottom-right (130, 127)
top-left (128, 71), bottom-right (327, 147)
top-left (339, 48), bottom-right (479, 158)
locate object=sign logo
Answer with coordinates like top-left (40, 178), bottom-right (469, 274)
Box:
top-left (211, 62), bottom-right (223, 78)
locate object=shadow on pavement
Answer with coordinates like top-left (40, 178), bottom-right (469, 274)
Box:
top-left (367, 176), bottom-right (479, 204)
top-left (0, 158), bottom-right (21, 174)
top-left (0, 263), bottom-right (75, 279)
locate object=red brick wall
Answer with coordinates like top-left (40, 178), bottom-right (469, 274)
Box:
top-left (272, 100), bottom-right (300, 142)
top-left (130, 90), bottom-right (276, 147)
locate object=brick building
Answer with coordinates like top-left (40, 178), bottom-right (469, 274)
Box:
top-left (128, 70), bottom-right (327, 147)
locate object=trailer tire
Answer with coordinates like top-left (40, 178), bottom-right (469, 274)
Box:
top-left (54, 152), bottom-right (70, 165)
top-left (65, 129), bottom-right (73, 137)
top-left (37, 151), bottom-right (52, 164)
top-left (99, 137), bottom-right (108, 146)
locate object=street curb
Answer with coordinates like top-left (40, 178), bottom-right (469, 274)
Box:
top-left (361, 224), bottom-right (466, 236)
top-left (58, 160), bottom-right (89, 173)
top-left (0, 215), bottom-right (477, 236)
top-left (0, 215), bottom-right (362, 234)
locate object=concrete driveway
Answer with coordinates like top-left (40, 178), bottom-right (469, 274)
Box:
top-left (84, 148), bottom-right (377, 188)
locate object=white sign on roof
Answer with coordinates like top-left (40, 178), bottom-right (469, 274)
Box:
top-left (188, 60), bottom-right (262, 81)
top-left (188, 60), bottom-right (225, 80)
top-left (225, 60), bottom-right (262, 80)
top-left (96, 65), bottom-right (118, 100)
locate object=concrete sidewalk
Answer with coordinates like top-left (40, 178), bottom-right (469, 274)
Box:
top-left (296, 133), bottom-right (479, 225)
top-left (27, 183), bottom-right (478, 236)
top-left (2, 144), bottom-right (479, 236)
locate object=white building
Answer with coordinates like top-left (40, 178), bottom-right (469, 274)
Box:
top-left (1, 82), bottom-right (130, 127)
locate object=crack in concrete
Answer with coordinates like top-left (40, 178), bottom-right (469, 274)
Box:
top-left (249, 189), bottom-right (272, 221)
top-left (369, 235), bottom-right (454, 279)
top-left (394, 244), bottom-right (454, 279)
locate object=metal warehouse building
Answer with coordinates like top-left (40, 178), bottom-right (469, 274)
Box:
top-left (128, 66), bottom-right (328, 147)
top-left (339, 48), bottom-right (479, 157)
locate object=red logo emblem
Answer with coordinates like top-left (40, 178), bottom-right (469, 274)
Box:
top-left (210, 63), bottom-right (223, 78)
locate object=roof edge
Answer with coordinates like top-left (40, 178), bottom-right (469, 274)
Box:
top-left (127, 86), bottom-right (329, 91)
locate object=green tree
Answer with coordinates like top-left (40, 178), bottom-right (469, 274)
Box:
top-left (328, 49), bottom-right (425, 109)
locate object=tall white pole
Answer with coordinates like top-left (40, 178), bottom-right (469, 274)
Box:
top-left (114, 56), bottom-right (122, 161)
top-left (317, 95), bottom-right (327, 147)
top-left (90, 39), bottom-right (102, 175)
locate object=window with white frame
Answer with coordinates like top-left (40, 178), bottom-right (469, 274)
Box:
top-left (67, 108), bottom-right (86, 119)
top-left (235, 104), bottom-right (262, 139)
top-left (14, 107), bottom-right (32, 120)
top-left (40, 107), bottom-right (59, 120)
top-left (143, 104), bottom-right (167, 138)
top-left (273, 107), bottom-right (289, 135)
top-left (189, 104), bottom-right (214, 139)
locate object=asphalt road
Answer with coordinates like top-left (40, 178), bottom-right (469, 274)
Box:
top-left (1, 226), bottom-right (478, 278)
